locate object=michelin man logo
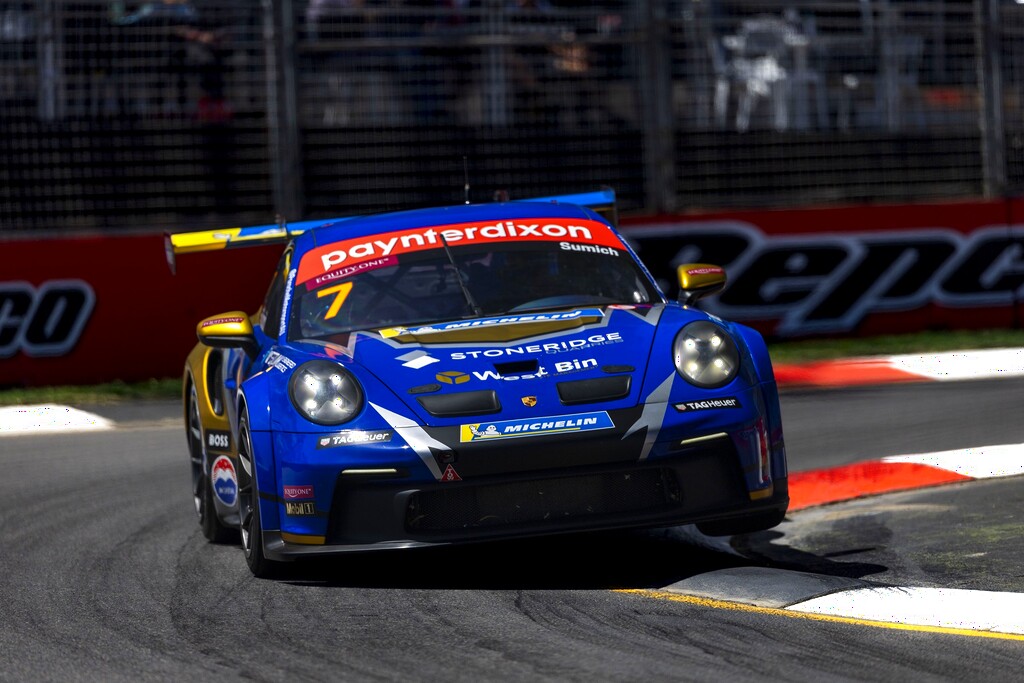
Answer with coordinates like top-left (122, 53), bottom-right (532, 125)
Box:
top-left (469, 424), bottom-right (500, 438)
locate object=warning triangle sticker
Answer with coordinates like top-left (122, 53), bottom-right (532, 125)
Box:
top-left (441, 465), bottom-right (462, 482)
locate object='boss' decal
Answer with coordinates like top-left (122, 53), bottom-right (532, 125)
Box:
top-left (206, 430), bottom-right (231, 452)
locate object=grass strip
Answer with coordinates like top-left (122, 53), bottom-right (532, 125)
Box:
top-left (0, 378), bottom-right (181, 406)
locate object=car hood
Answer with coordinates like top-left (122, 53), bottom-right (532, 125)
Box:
top-left (296, 304), bottom-right (729, 427)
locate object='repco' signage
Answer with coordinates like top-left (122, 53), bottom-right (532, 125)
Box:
top-left (0, 280), bottom-right (95, 358)
top-left (623, 204), bottom-right (1024, 338)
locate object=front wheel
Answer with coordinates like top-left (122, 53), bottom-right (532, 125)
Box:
top-left (237, 410), bottom-right (284, 578)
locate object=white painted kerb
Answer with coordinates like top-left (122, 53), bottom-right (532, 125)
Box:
top-left (0, 404), bottom-right (113, 436)
top-left (788, 586), bottom-right (1024, 635)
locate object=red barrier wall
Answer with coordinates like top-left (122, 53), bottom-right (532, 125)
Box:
top-left (0, 234), bottom-right (281, 388)
top-left (3, 199), bottom-right (1024, 387)
top-left (620, 199), bottom-right (1024, 339)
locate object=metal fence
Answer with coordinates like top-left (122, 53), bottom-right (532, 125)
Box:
top-left (0, 0), bottom-right (1020, 234)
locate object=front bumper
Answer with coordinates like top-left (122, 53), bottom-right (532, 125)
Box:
top-left (256, 379), bottom-right (787, 560)
top-left (259, 422), bottom-right (788, 560)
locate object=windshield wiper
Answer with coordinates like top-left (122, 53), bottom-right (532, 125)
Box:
top-left (438, 234), bottom-right (483, 318)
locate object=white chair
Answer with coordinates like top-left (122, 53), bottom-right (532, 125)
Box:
top-left (711, 18), bottom-right (793, 132)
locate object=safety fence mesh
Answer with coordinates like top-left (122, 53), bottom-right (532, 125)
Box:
top-left (0, 1), bottom-right (1019, 234)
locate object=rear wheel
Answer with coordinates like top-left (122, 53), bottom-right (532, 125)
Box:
top-left (187, 382), bottom-right (234, 543)
top-left (237, 410), bottom-right (284, 578)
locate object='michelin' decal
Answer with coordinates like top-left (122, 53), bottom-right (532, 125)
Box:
top-left (460, 411), bottom-right (613, 442)
top-left (380, 309), bottom-right (603, 339)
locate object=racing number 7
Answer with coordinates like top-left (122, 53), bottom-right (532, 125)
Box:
top-left (316, 282), bottom-right (353, 320)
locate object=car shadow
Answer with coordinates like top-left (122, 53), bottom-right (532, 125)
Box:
top-left (731, 527), bottom-right (890, 580)
top-left (270, 522), bottom-right (889, 590)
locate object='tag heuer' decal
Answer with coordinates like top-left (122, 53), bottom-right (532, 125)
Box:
top-left (460, 411), bottom-right (613, 442)
top-left (316, 430), bottom-right (393, 448)
top-left (674, 397), bottom-right (742, 412)
top-left (297, 218), bottom-right (624, 286)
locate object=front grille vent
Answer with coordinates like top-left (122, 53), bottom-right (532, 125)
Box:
top-left (557, 375), bottom-right (631, 405)
top-left (493, 360), bottom-right (538, 376)
top-left (417, 389), bottom-right (501, 417)
top-left (406, 468), bottom-right (681, 533)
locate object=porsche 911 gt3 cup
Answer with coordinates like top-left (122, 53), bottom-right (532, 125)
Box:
top-left (171, 190), bottom-right (788, 577)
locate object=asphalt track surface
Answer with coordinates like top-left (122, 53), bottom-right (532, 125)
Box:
top-left (1, 378), bottom-right (1023, 681)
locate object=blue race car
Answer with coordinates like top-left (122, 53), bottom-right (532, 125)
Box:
top-left (170, 190), bottom-right (788, 577)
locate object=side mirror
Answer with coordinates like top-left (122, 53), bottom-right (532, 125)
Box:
top-left (676, 264), bottom-right (727, 306)
top-left (196, 311), bottom-right (259, 359)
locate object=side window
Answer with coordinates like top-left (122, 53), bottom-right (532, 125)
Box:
top-left (260, 246), bottom-right (293, 339)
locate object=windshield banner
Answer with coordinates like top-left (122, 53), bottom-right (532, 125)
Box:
top-left (297, 218), bottom-right (625, 286)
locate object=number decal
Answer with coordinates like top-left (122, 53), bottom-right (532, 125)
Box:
top-left (316, 282), bottom-right (353, 320)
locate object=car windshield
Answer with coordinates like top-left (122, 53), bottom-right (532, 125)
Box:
top-left (288, 240), bottom-right (659, 340)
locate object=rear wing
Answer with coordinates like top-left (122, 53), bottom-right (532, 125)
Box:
top-left (164, 216), bottom-right (341, 274)
top-left (165, 188), bottom-right (617, 273)
top-left (518, 188), bottom-right (618, 228)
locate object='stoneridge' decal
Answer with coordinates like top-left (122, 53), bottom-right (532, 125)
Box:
top-left (460, 411), bottom-right (613, 442)
top-left (296, 218), bottom-right (624, 285)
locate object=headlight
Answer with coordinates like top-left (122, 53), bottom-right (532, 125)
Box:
top-left (673, 321), bottom-right (740, 388)
top-left (289, 360), bottom-right (364, 425)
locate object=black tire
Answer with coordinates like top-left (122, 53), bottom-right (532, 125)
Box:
top-left (237, 410), bottom-right (284, 579)
top-left (696, 508), bottom-right (787, 537)
top-left (188, 383), bottom-right (234, 543)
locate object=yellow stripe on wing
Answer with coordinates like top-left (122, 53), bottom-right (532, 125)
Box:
top-left (168, 223), bottom-right (306, 255)
top-left (169, 227), bottom-right (243, 254)
top-left (165, 220), bottom-right (321, 273)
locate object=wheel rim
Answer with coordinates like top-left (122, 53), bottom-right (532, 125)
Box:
top-left (187, 385), bottom-right (204, 518)
top-left (237, 422), bottom-right (254, 556)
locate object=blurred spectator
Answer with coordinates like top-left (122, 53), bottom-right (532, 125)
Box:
top-left (305, 0), bottom-right (364, 43)
top-left (181, 21), bottom-right (231, 124)
top-left (112, 0), bottom-right (199, 27)
top-left (504, 0), bottom-right (595, 128)
top-left (0, 2), bottom-right (36, 111)
top-left (305, 0), bottom-right (375, 125)
top-left (113, 1), bottom-right (234, 212)
top-left (1, 2), bottom-right (33, 41)
top-left (112, 0), bottom-right (227, 117)
top-left (405, 0), bottom-right (476, 124)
